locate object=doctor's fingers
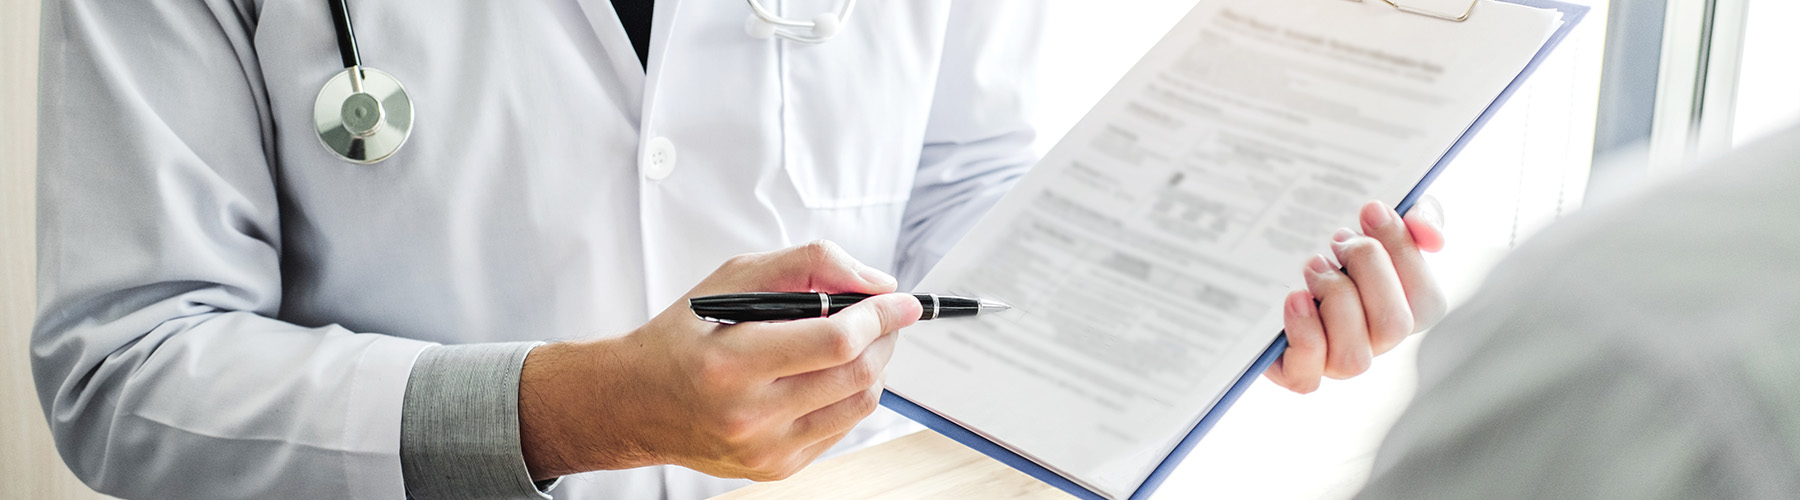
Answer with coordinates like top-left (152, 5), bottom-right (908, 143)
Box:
top-left (1304, 255), bottom-right (1374, 380)
top-left (727, 293), bottom-right (921, 377)
top-left (789, 383), bottom-right (885, 453)
top-left (772, 331), bottom-right (897, 413)
top-left (1268, 290), bottom-right (1327, 394)
top-left (1330, 230), bottom-right (1412, 356)
top-left (698, 240), bottom-right (899, 297)
top-left (1358, 200), bottom-right (1449, 333)
top-left (740, 428), bottom-right (857, 482)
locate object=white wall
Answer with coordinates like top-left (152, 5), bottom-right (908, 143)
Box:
top-left (2, 1), bottom-right (111, 498)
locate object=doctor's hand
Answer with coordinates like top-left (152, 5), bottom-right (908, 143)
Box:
top-left (1265, 198), bottom-right (1448, 394)
top-left (516, 241), bottom-right (921, 482)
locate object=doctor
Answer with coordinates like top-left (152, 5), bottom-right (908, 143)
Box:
top-left (32, 0), bottom-right (1447, 499)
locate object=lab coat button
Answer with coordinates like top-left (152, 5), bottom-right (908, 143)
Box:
top-left (643, 137), bottom-right (677, 180)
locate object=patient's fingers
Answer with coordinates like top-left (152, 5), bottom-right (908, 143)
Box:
top-left (1269, 290), bottom-right (1326, 394)
top-left (1360, 200), bottom-right (1449, 332)
top-left (1332, 229), bottom-right (1412, 356)
top-left (1305, 254), bottom-right (1372, 380)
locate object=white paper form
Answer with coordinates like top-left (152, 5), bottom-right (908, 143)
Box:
top-left (885, 0), bottom-right (1562, 498)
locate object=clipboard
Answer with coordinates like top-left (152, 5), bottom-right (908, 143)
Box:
top-left (880, 1), bottom-right (1590, 498)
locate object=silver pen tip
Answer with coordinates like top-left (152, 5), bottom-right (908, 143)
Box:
top-left (978, 299), bottom-right (1013, 314)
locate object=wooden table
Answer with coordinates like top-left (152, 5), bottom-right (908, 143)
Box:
top-left (712, 430), bottom-right (1074, 500)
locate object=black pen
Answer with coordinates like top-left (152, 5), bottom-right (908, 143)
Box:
top-left (689, 292), bottom-right (1012, 324)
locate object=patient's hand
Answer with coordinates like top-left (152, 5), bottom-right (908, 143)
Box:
top-left (1265, 197), bottom-right (1447, 394)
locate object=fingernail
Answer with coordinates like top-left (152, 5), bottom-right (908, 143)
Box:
top-left (1362, 202), bottom-right (1392, 230)
top-left (1422, 197), bottom-right (1445, 228)
top-left (1286, 292), bottom-right (1310, 318)
top-left (1332, 228), bottom-right (1356, 243)
top-left (858, 266), bottom-right (897, 287)
top-left (1306, 254), bottom-right (1334, 275)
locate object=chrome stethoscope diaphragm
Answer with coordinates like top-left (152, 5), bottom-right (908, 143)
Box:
top-left (742, 0), bottom-right (858, 44)
top-left (314, 0), bottom-right (413, 164)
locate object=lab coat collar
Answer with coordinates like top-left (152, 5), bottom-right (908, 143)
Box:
top-left (572, 0), bottom-right (686, 133)
top-left (574, 0), bottom-right (675, 124)
top-left (640, 0), bottom-right (681, 131)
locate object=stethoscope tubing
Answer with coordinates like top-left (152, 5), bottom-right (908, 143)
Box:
top-left (315, 0), bottom-right (860, 164)
top-left (327, 0), bottom-right (362, 69)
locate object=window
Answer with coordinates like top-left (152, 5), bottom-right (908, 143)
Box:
top-left (1732, 0), bottom-right (1800, 146)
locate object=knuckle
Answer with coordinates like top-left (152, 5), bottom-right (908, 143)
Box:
top-left (801, 240), bottom-right (839, 265)
top-left (1330, 352), bottom-right (1371, 379)
top-left (1312, 272), bottom-right (1355, 297)
top-left (843, 358), bottom-right (878, 389)
top-left (738, 449), bottom-right (785, 478)
top-left (714, 411), bottom-right (766, 444)
top-left (694, 348), bottom-right (743, 390)
top-left (762, 460), bottom-right (805, 482)
top-left (821, 325), bottom-right (861, 363)
top-left (850, 388), bottom-right (881, 416)
top-left (1370, 312), bottom-right (1413, 342)
top-left (1277, 374), bottom-right (1318, 395)
top-left (755, 468), bottom-right (798, 482)
top-left (745, 471), bottom-right (780, 482)
top-left (1284, 326), bottom-right (1322, 350)
top-left (1338, 238), bottom-right (1385, 263)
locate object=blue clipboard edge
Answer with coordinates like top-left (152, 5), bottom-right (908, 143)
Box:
top-left (877, 335), bottom-right (1286, 500)
top-left (881, 2), bottom-right (1589, 499)
top-left (1398, 0), bottom-right (1591, 217)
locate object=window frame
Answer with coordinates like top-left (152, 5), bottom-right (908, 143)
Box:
top-left (1589, 0), bottom-right (1750, 198)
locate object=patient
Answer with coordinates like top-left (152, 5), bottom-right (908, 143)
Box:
top-left (1356, 122), bottom-right (1800, 499)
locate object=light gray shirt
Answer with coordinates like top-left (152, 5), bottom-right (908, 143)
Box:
top-left (1357, 123), bottom-right (1800, 499)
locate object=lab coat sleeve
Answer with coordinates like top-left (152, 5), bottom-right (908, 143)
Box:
top-left (33, 1), bottom-right (428, 498)
top-left (892, 0), bottom-right (1046, 288)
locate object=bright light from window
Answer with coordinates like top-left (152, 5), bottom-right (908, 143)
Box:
top-left (1733, 0), bottom-right (1800, 146)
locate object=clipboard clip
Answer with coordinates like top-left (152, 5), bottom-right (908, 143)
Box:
top-left (1363, 0), bottom-right (1478, 22)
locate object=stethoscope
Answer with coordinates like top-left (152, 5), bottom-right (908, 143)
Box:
top-left (313, 0), bottom-right (858, 164)
top-left (312, 0), bottom-right (412, 164)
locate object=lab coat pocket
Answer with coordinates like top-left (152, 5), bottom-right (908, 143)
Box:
top-left (776, 1), bottom-right (940, 210)
top-left (779, 86), bottom-right (922, 209)
top-left (782, 152), bottom-right (917, 209)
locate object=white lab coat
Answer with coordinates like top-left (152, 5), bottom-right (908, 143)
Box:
top-left (32, 0), bottom-right (1042, 498)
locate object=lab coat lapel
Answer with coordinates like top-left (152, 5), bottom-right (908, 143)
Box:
top-left (573, 0), bottom-right (649, 122)
top-left (639, 0), bottom-right (680, 132)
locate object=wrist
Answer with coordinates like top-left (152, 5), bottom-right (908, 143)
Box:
top-left (517, 338), bottom-right (658, 480)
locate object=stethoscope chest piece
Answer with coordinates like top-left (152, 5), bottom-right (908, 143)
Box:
top-left (314, 66), bottom-right (412, 164)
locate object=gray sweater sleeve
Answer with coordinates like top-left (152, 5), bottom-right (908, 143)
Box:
top-left (400, 342), bottom-right (559, 499)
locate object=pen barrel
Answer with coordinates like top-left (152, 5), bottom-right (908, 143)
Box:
top-left (687, 292), bottom-right (848, 323)
top-left (687, 292), bottom-right (985, 323)
top-left (917, 294), bottom-right (981, 319)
